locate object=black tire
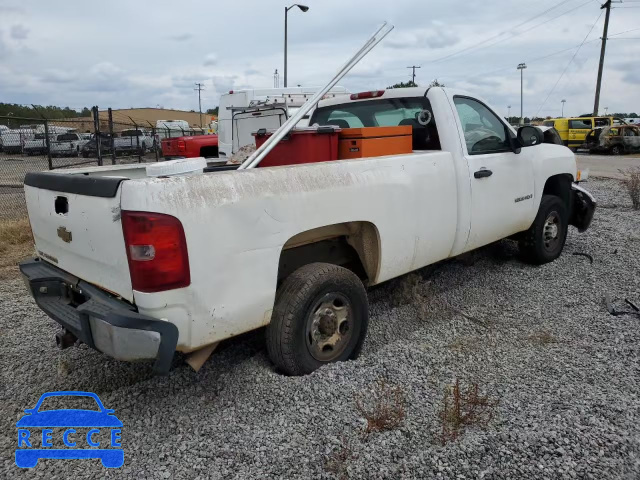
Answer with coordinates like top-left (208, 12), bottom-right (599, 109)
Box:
top-left (611, 145), bottom-right (624, 155)
top-left (266, 263), bottom-right (368, 376)
top-left (519, 195), bottom-right (568, 265)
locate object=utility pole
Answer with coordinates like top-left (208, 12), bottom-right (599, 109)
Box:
top-left (507, 105), bottom-right (511, 121)
top-left (561, 99), bottom-right (566, 117)
top-left (593, 0), bottom-right (612, 116)
top-left (407, 65), bottom-right (421, 84)
top-left (194, 83), bottom-right (204, 128)
top-left (517, 63), bottom-right (527, 126)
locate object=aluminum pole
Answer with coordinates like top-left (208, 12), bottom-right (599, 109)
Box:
top-left (239, 22), bottom-right (394, 170)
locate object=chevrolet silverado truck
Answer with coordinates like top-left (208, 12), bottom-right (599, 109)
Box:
top-left (20, 86), bottom-right (595, 376)
top-left (161, 134), bottom-right (218, 159)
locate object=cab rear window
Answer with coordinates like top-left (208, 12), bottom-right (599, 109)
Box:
top-left (310, 97), bottom-right (441, 150)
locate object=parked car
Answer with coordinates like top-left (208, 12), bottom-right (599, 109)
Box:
top-left (23, 133), bottom-right (54, 156)
top-left (113, 129), bottom-right (153, 155)
top-left (542, 116), bottom-right (626, 150)
top-left (583, 125), bottom-right (640, 155)
top-left (20, 85), bottom-right (596, 376)
top-left (81, 133), bottom-right (114, 158)
top-left (0, 125), bottom-right (9, 152)
top-left (1, 128), bottom-right (36, 154)
top-left (161, 134), bottom-right (218, 159)
top-left (50, 132), bottom-right (90, 157)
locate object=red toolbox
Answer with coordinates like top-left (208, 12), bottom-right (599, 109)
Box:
top-left (252, 126), bottom-right (340, 167)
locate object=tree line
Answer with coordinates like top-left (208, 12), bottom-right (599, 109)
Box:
top-left (0, 103), bottom-right (92, 120)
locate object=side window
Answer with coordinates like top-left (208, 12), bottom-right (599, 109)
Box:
top-left (569, 119), bottom-right (593, 129)
top-left (326, 110), bottom-right (364, 128)
top-left (453, 97), bottom-right (510, 154)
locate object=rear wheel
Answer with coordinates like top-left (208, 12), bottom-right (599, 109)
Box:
top-left (266, 263), bottom-right (368, 376)
top-left (519, 195), bottom-right (568, 265)
top-left (611, 145), bottom-right (624, 155)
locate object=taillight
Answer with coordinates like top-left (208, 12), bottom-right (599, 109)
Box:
top-left (350, 90), bottom-right (385, 100)
top-left (177, 140), bottom-right (186, 152)
top-left (121, 211), bottom-right (190, 293)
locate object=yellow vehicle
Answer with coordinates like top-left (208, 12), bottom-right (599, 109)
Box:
top-left (542, 117), bottom-right (622, 150)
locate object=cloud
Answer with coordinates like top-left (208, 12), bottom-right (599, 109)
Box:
top-left (203, 53), bottom-right (218, 67)
top-left (10, 24), bottom-right (28, 40)
top-left (39, 69), bottom-right (76, 84)
top-left (169, 33), bottom-right (192, 42)
top-left (386, 22), bottom-right (460, 50)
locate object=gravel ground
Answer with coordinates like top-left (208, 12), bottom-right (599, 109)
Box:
top-left (1, 177), bottom-right (639, 479)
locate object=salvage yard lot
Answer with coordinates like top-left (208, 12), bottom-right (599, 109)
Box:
top-left (1, 178), bottom-right (639, 479)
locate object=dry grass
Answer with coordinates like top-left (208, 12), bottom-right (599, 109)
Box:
top-left (620, 167), bottom-right (640, 210)
top-left (0, 218), bottom-right (34, 277)
top-left (355, 379), bottom-right (406, 435)
top-left (439, 379), bottom-right (499, 445)
top-left (528, 330), bottom-right (558, 346)
top-left (324, 436), bottom-right (357, 480)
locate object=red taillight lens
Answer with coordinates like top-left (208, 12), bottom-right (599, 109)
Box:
top-left (177, 140), bottom-right (186, 152)
top-left (350, 90), bottom-right (385, 100)
top-left (121, 211), bottom-right (190, 293)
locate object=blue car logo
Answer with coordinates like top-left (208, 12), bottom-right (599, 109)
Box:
top-left (15, 391), bottom-right (123, 468)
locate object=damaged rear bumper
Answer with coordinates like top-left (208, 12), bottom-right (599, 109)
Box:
top-left (570, 183), bottom-right (596, 232)
top-left (19, 258), bottom-right (178, 374)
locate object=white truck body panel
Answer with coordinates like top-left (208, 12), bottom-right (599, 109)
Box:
top-left (22, 87), bottom-right (583, 357)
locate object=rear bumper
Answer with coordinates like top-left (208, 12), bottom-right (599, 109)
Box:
top-left (570, 183), bottom-right (596, 232)
top-left (19, 258), bottom-right (178, 374)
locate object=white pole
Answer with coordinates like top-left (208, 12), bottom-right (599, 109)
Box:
top-left (238, 22), bottom-right (394, 170)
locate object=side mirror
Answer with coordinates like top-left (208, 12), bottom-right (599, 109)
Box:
top-left (517, 126), bottom-right (543, 147)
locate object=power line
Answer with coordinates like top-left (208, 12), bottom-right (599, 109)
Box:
top-left (423, 0), bottom-right (582, 65)
top-left (534, 10), bottom-right (604, 117)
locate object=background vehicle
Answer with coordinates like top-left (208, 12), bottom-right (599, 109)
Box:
top-left (113, 129), bottom-right (153, 155)
top-left (20, 86), bottom-right (595, 376)
top-left (161, 134), bottom-right (218, 159)
top-left (217, 86), bottom-right (349, 158)
top-left (81, 133), bottom-right (114, 158)
top-left (1, 127), bottom-right (36, 153)
top-left (23, 133), bottom-right (54, 155)
top-left (0, 124), bottom-right (9, 151)
top-left (543, 116), bottom-right (625, 150)
top-left (50, 132), bottom-right (90, 157)
top-left (583, 124), bottom-right (640, 154)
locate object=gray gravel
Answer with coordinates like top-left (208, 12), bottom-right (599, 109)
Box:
top-left (1, 177), bottom-right (639, 479)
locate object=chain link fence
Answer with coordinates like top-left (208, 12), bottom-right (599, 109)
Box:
top-left (0, 107), bottom-right (208, 220)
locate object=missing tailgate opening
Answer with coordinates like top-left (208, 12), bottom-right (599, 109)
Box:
top-left (55, 196), bottom-right (68, 215)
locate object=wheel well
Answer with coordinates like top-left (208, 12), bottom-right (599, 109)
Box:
top-left (277, 222), bottom-right (380, 285)
top-left (542, 174), bottom-right (572, 209)
top-left (200, 145), bottom-right (218, 158)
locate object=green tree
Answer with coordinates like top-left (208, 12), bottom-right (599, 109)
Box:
top-left (429, 79), bottom-right (445, 87)
top-left (387, 80), bottom-right (417, 89)
top-left (206, 107), bottom-right (219, 115)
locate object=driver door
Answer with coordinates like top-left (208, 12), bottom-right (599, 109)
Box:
top-left (452, 96), bottom-right (535, 252)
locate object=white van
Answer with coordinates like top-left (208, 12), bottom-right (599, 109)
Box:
top-left (217, 86), bottom-right (349, 158)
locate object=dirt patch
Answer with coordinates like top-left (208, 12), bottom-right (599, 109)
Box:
top-left (0, 217), bottom-right (34, 278)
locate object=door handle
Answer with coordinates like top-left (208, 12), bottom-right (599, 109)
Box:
top-left (474, 169), bottom-right (493, 179)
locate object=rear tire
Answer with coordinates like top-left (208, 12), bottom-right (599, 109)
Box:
top-left (519, 195), bottom-right (568, 265)
top-left (266, 263), bottom-right (368, 376)
top-left (611, 145), bottom-right (624, 155)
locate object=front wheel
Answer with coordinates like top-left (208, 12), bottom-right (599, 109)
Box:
top-left (266, 263), bottom-right (368, 376)
top-left (519, 195), bottom-right (568, 265)
top-left (611, 145), bottom-right (624, 155)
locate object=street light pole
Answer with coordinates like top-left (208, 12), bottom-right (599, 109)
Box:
top-left (561, 99), bottom-right (566, 117)
top-left (507, 105), bottom-right (511, 121)
top-left (284, 4), bottom-right (309, 88)
top-left (517, 63), bottom-right (527, 126)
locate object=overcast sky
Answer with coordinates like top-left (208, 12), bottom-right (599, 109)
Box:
top-left (1, 0), bottom-right (639, 118)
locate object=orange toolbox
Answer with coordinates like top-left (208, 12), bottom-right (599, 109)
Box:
top-left (338, 125), bottom-right (412, 159)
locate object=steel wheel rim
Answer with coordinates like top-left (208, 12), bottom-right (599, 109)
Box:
top-left (543, 211), bottom-right (560, 251)
top-left (305, 292), bottom-right (353, 362)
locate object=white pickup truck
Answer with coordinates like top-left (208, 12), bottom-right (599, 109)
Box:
top-left (20, 86), bottom-right (595, 375)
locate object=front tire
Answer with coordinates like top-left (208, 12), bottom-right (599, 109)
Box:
top-left (519, 195), bottom-right (568, 265)
top-left (266, 263), bottom-right (368, 376)
top-left (611, 145), bottom-right (624, 155)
